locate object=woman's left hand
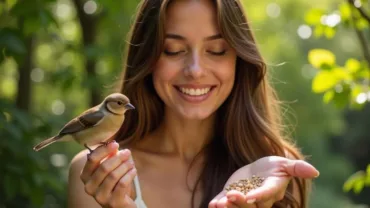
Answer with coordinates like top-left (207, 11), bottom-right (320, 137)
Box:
top-left (208, 156), bottom-right (319, 208)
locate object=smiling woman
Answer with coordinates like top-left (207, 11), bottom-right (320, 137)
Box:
top-left (67, 1), bottom-right (319, 208)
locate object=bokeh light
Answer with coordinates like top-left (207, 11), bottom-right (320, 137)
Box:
top-left (30, 68), bottom-right (45, 83)
top-left (321, 13), bottom-right (341, 27)
top-left (55, 3), bottom-right (73, 20)
top-left (266, 3), bottom-right (281, 18)
top-left (51, 100), bottom-right (65, 115)
top-left (83, 0), bottom-right (98, 15)
top-left (297, 24), bottom-right (312, 39)
top-left (356, 93), bottom-right (367, 104)
top-left (50, 153), bottom-right (68, 167)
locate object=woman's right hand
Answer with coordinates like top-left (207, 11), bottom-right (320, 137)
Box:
top-left (80, 141), bottom-right (138, 208)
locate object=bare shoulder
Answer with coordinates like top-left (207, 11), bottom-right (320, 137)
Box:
top-left (68, 149), bottom-right (101, 208)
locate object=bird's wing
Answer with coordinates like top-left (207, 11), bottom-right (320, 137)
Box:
top-left (58, 108), bottom-right (105, 136)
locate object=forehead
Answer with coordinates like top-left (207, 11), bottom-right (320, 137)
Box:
top-left (165, 0), bottom-right (219, 36)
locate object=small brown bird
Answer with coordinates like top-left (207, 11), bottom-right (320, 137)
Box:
top-left (33, 93), bottom-right (134, 152)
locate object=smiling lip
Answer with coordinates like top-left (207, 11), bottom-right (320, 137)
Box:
top-left (174, 84), bottom-right (216, 103)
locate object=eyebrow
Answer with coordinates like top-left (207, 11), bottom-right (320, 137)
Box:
top-left (165, 33), bottom-right (223, 41)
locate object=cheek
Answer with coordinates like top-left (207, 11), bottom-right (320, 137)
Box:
top-left (152, 58), bottom-right (181, 93)
top-left (217, 59), bottom-right (236, 87)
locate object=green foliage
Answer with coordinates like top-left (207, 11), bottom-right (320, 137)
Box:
top-left (0, 0), bottom-right (366, 207)
top-left (0, 100), bottom-right (66, 207)
top-left (343, 164), bottom-right (370, 194)
top-left (308, 49), bottom-right (369, 109)
top-left (1, 0), bottom-right (139, 207)
top-left (305, 0), bottom-right (370, 197)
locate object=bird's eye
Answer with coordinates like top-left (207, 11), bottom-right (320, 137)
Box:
top-left (117, 101), bottom-right (123, 105)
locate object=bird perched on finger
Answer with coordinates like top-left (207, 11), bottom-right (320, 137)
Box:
top-left (33, 93), bottom-right (135, 153)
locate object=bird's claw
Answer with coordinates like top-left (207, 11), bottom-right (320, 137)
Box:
top-left (99, 140), bottom-right (115, 146)
top-left (84, 144), bottom-right (93, 159)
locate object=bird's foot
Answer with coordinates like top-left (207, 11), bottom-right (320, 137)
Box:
top-left (99, 140), bottom-right (115, 146)
top-left (84, 144), bottom-right (93, 158)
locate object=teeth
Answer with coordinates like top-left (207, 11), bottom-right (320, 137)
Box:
top-left (179, 87), bottom-right (211, 96)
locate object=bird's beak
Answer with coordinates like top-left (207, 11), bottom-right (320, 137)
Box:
top-left (125, 103), bottom-right (135, 110)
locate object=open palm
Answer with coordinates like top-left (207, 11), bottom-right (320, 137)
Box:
top-left (209, 156), bottom-right (319, 208)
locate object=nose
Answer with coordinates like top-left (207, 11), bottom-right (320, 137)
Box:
top-left (184, 51), bottom-right (206, 78)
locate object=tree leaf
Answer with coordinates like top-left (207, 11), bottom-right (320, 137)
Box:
top-left (365, 165), bottom-right (370, 186)
top-left (345, 58), bottom-right (361, 73)
top-left (312, 71), bottom-right (338, 93)
top-left (339, 2), bottom-right (351, 21)
top-left (332, 67), bottom-right (352, 81)
top-left (324, 26), bottom-right (336, 39)
top-left (353, 180), bottom-right (365, 194)
top-left (23, 16), bottom-right (41, 37)
top-left (308, 49), bottom-right (336, 69)
top-left (314, 24), bottom-right (325, 38)
top-left (356, 18), bottom-right (368, 30)
top-left (343, 170), bottom-right (365, 192)
top-left (0, 28), bottom-right (26, 55)
top-left (305, 8), bottom-right (325, 25)
top-left (350, 84), bottom-right (363, 101)
top-left (333, 85), bottom-right (351, 109)
top-left (10, 0), bottom-right (39, 16)
top-left (323, 90), bottom-right (334, 103)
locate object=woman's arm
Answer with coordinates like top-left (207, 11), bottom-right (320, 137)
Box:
top-left (68, 150), bottom-right (102, 208)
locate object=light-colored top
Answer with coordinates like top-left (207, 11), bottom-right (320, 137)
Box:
top-left (130, 155), bottom-right (148, 208)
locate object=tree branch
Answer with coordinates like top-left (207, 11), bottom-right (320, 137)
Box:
top-left (348, 0), bottom-right (370, 24)
top-left (72, 0), bottom-right (101, 106)
top-left (348, 0), bottom-right (370, 66)
top-left (16, 18), bottom-right (33, 112)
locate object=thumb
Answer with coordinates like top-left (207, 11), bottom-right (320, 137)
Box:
top-left (284, 160), bottom-right (319, 178)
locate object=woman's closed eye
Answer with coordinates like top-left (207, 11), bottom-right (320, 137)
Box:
top-left (164, 50), bottom-right (227, 56)
top-left (207, 50), bottom-right (226, 56)
top-left (164, 50), bottom-right (185, 56)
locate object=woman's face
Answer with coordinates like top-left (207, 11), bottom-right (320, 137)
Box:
top-left (153, 0), bottom-right (237, 120)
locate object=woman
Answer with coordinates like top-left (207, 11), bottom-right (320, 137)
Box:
top-left (68, 0), bottom-right (319, 207)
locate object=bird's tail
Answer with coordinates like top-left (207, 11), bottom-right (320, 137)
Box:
top-left (33, 136), bottom-right (60, 151)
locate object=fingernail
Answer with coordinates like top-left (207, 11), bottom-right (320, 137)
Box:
top-left (228, 196), bottom-right (236, 202)
top-left (247, 199), bottom-right (256, 204)
top-left (109, 141), bottom-right (118, 149)
top-left (118, 150), bottom-right (127, 158)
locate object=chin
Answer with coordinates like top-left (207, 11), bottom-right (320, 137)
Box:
top-left (177, 108), bottom-right (215, 121)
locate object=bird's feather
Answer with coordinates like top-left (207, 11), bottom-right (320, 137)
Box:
top-left (33, 136), bottom-right (60, 151)
top-left (58, 108), bottom-right (105, 136)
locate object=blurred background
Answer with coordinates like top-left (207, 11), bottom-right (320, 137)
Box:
top-left (0, 0), bottom-right (369, 207)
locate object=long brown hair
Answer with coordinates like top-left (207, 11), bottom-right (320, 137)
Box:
top-left (115, 0), bottom-right (310, 207)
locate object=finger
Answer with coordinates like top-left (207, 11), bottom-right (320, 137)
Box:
top-left (110, 194), bottom-right (136, 208)
top-left (284, 160), bottom-right (319, 178)
top-left (208, 190), bottom-right (226, 208)
top-left (84, 149), bottom-right (132, 194)
top-left (256, 199), bottom-right (274, 208)
top-left (95, 159), bottom-right (135, 202)
top-left (215, 196), bottom-right (228, 208)
top-left (226, 190), bottom-right (257, 207)
top-left (224, 195), bottom-right (257, 208)
top-left (110, 168), bottom-right (137, 204)
top-left (81, 141), bottom-right (119, 182)
top-left (244, 176), bottom-right (290, 203)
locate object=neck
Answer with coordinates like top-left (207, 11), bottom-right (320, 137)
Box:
top-left (153, 108), bottom-right (215, 163)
